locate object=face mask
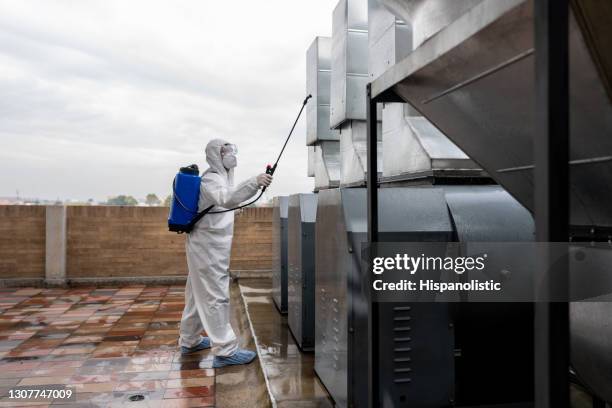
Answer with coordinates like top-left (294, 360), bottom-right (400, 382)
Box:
top-left (222, 154), bottom-right (237, 169)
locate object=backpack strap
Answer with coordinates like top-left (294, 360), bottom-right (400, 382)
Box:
top-left (186, 204), bottom-right (215, 233)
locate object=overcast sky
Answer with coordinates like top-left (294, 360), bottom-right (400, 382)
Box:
top-left (0, 0), bottom-right (334, 202)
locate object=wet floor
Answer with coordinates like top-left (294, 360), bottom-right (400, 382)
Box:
top-left (216, 282), bottom-right (270, 408)
top-left (238, 279), bottom-right (333, 408)
top-left (0, 284), bottom-right (269, 407)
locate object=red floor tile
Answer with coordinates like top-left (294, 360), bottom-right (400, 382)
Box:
top-left (163, 385), bottom-right (214, 399)
top-left (0, 286), bottom-right (219, 407)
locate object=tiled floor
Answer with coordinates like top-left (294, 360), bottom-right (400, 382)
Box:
top-left (0, 286), bottom-right (219, 407)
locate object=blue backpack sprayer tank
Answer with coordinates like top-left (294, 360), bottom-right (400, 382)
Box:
top-left (168, 94), bottom-right (312, 233)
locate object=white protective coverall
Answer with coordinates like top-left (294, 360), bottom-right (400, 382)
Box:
top-left (179, 139), bottom-right (260, 356)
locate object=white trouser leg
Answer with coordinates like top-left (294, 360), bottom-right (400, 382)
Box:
top-left (179, 227), bottom-right (238, 357)
top-left (179, 278), bottom-right (204, 348)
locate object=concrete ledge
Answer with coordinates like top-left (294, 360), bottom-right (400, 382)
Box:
top-left (238, 278), bottom-right (333, 407)
top-left (216, 281), bottom-right (272, 407)
top-left (66, 276), bottom-right (188, 286)
top-left (230, 269), bottom-right (273, 279)
top-left (0, 276), bottom-right (187, 288)
top-left (238, 279), bottom-right (277, 408)
top-left (1, 272), bottom-right (272, 288)
top-left (45, 278), bottom-right (68, 288)
top-left (0, 278), bottom-right (45, 288)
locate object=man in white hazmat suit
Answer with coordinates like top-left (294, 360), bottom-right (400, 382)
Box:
top-left (179, 138), bottom-right (272, 368)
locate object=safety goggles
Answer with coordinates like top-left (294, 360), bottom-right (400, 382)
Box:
top-left (221, 143), bottom-right (238, 156)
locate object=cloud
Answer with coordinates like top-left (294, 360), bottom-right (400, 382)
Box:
top-left (0, 0), bottom-right (334, 201)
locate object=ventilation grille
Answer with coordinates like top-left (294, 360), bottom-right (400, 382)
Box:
top-left (332, 297), bottom-right (340, 370)
top-left (392, 305), bottom-right (412, 384)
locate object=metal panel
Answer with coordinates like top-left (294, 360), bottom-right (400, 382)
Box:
top-left (381, 103), bottom-right (481, 178)
top-left (307, 145), bottom-right (315, 177)
top-left (379, 0), bottom-right (483, 49)
top-left (287, 195), bottom-right (302, 347)
top-left (272, 196), bottom-right (289, 314)
top-left (571, 301), bottom-right (612, 403)
top-left (370, 0), bottom-right (612, 402)
top-left (314, 141), bottom-right (341, 190)
top-left (338, 120), bottom-right (382, 186)
top-left (368, 0), bottom-right (397, 49)
top-left (315, 184), bottom-right (546, 407)
top-left (368, 0), bottom-right (412, 81)
top-left (315, 188), bottom-right (349, 407)
top-left (371, 0), bottom-right (612, 226)
top-left (331, 0), bottom-right (370, 128)
top-left (444, 185), bottom-right (535, 242)
top-left (367, 0), bottom-right (482, 180)
top-left (356, 187), bottom-right (455, 408)
top-left (441, 185), bottom-right (535, 406)
top-left (315, 187), bottom-right (455, 408)
top-left (307, 37), bottom-right (339, 145)
top-left (288, 194), bottom-right (318, 352)
top-left (299, 194), bottom-right (317, 223)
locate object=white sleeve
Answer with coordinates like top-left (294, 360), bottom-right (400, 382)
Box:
top-left (201, 174), bottom-right (260, 209)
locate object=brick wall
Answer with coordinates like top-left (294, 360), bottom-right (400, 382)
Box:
top-left (0, 206), bottom-right (46, 279)
top-left (0, 205), bottom-right (272, 283)
top-left (66, 206), bottom-right (187, 278)
top-left (230, 207), bottom-right (273, 271)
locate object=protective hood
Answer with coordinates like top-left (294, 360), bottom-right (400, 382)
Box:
top-left (204, 138), bottom-right (234, 185)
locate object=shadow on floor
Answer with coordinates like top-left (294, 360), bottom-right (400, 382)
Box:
top-left (238, 278), bottom-right (333, 408)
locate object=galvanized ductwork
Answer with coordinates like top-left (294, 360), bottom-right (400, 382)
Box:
top-left (368, 0), bottom-right (412, 81)
top-left (379, 0), bottom-right (484, 49)
top-left (307, 36), bottom-right (341, 190)
top-left (370, 0), bottom-right (612, 402)
top-left (314, 2), bottom-right (546, 407)
top-left (315, 186), bottom-right (535, 407)
top-left (372, 0), bottom-right (612, 228)
top-left (313, 142), bottom-right (341, 191)
top-left (368, 0), bottom-right (484, 182)
top-left (381, 103), bottom-right (484, 180)
top-left (307, 37), bottom-right (338, 146)
top-left (307, 146), bottom-right (315, 177)
top-left (337, 120), bottom-right (382, 186)
top-left (330, 0), bottom-right (370, 127)
top-left (332, 0), bottom-right (383, 186)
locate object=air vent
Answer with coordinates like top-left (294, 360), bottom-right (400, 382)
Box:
top-left (392, 305), bottom-right (412, 384)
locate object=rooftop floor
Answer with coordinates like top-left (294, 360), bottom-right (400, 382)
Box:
top-left (0, 284), bottom-right (269, 407)
top-left (239, 279), bottom-right (332, 408)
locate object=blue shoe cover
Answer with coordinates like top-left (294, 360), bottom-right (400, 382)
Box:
top-left (181, 337), bottom-right (211, 354)
top-left (212, 349), bottom-right (257, 368)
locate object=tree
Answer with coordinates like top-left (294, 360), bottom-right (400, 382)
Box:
top-left (163, 195), bottom-right (172, 207)
top-left (106, 195), bottom-right (138, 206)
top-left (146, 193), bottom-right (161, 206)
